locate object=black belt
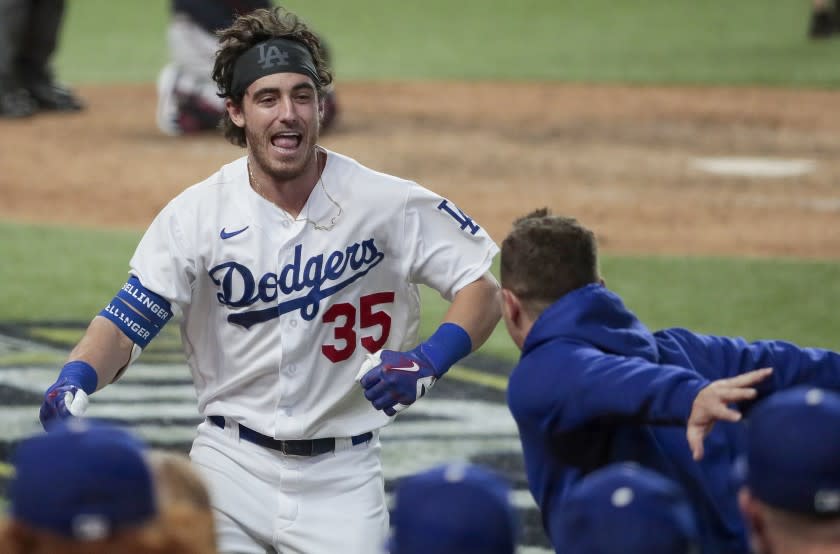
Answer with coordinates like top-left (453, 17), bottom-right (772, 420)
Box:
top-left (208, 416), bottom-right (373, 457)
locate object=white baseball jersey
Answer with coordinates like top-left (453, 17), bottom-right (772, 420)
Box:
top-left (129, 148), bottom-right (498, 439)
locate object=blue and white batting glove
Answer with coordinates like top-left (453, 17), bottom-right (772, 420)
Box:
top-left (357, 323), bottom-right (472, 416)
top-left (39, 361), bottom-right (97, 430)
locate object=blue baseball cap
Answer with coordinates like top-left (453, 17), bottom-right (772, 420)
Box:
top-left (747, 386), bottom-right (840, 516)
top-left (9, 419), bottom-right (157, 540)
top-left (388, 462), bottom-right (518, 554)
top-left (552, 463), bottom-right (699, 554)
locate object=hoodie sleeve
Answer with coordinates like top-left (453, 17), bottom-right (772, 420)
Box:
top-left (516, 346), bottom-right (711, 434)
top-left (661, 329), bottom-right (840, 403)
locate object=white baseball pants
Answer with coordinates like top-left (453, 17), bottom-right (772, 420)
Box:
top-left (190, 420), bottom-right (389, 554)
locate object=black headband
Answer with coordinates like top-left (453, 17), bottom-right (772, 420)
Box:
top-left (231, 38), bottom-right (320, 97)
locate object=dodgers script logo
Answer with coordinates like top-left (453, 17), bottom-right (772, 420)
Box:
top-left (209, 238), bottom-right (384, 329)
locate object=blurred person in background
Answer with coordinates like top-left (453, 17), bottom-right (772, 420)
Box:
top-left (552, 463), bottom-right (700, 554)
top-left (157, 0), bottom-right (338, 136)
top-left (0, 0), bottom-right (84, 118)
top-left (147, 449), bottom-right (218, 554)
top-left (739, 387), bottom-right (840, 554)
top-left (387, 462), bottom-right (518, 554)
top-left (809, 0), bottom-right (839, 38)
top-left (0, 419), bottom-right (217, 554)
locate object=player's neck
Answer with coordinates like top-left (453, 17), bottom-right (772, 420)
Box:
top-left (248, 149), bottom-right (325, 218)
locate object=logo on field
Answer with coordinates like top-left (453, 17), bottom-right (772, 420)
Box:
top-left (209, 238), bottom-right (385, 329)
top-left (220, 226), bottom-right (249, 240)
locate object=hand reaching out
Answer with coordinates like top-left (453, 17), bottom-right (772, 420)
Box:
top-left (687, 367), bottom-right (773, 461)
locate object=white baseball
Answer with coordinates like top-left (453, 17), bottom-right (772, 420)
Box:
top-left (355, 351), bottom-right (382, 383)
top-left (64, 389), bottom-right (90, 417)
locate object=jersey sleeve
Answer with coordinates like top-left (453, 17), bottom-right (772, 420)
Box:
top-left (510, 346), bottom-right (711, 435)
top-left (558, 350), bottom-right (710, 430)
top-left (663, 328), bottom-right (840, 408)
top-left (401, 183), bottom-right (499, 300)
top-left (128, 200), bottom-right (196, 309)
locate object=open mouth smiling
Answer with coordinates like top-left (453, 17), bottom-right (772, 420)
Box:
top-left (271, 131), bottom-right (302, 151)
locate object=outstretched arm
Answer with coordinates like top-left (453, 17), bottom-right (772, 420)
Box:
top-left (67, 316), bottom-right (136, 388)
top-left (38, 317), bottom-right (134, 429)
top-left (662, 329), bottom-right (840, 395)
top-left (39, 276), bottom-right (174, 429)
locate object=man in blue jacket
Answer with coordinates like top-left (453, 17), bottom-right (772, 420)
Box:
top-left (499, 208), bottom-right (840, 554)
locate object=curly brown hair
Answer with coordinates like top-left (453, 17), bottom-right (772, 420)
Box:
top-left (212, 6), bottom-right (334, 147)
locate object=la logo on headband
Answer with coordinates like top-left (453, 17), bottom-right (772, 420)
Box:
top-left (231, 38), bottom-right (320, 96)
top-left (257, 44), bottom-right (291, 69)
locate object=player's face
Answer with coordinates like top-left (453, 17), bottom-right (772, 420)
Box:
top-left (229, 72), bottom-right (323, 182)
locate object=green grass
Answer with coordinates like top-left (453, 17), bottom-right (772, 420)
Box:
top-left (603, 256), bottom-right (840, 349)
top-left (422, 255), bottom-right (840, 363)
top-left (5, 223), bottom-right (835, 365)
top-left (57, 0), bottom-right (169, 84)
top-left (0, 222), bottom-right (140, 320)
top-left (56, 0), bottom-right (840, 86)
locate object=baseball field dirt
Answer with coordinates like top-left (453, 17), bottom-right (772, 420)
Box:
top-left (1, 81), bottom-right (840, 258)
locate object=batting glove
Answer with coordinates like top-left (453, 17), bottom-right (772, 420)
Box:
top-left (357, 323), bottom-right (472, 416)
top-left (39, 361), bottom-right (97, 430)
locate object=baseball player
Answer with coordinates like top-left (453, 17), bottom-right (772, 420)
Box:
top-left (38, 6), bottom-right (500, 554)
top-left (739, 387), bottom-right (840, 554)
top-left (498, 208), bottom-right (840, 553)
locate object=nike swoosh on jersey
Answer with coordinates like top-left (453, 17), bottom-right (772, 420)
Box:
top-left (220, 226), bottom-right (249, 240)
top-left (391, 362), bottom-right (420, 372)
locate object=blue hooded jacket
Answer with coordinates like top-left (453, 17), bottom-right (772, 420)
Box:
top-left (507, 283), bottom-right (840, 554)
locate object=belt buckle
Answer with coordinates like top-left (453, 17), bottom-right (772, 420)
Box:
top-left (278, 440), bottom-right (289, 455)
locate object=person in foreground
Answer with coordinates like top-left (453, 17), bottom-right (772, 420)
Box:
top-left (37, 6), bottom-right (500, 554)
top-left (387, 462), bottom-right (518, 554)
top-left (739, 386), bottom-right (840, 554)
top-left (0, 419), bottom-right (216, 554)
top-left (498, 208), bottom-right (840, 553)
top-left (552, 463), bottom-right (700, 554)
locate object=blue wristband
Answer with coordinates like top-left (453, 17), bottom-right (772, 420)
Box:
top-left (421, 323), bottom-right (473, 377)
top-left (58, 361), bottom-right (98, 395)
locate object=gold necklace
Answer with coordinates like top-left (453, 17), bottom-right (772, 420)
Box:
top-left (247, 156), bottom-right (342, 231)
